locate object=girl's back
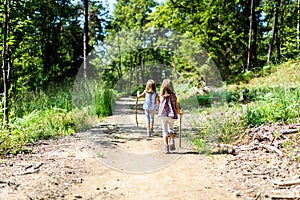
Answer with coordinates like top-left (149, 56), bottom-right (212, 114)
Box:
top-left (143, 91), bottom-right (157, 110)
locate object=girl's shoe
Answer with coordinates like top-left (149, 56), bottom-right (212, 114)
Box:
top-left (169, 138), bottom-right (176, 151)
top-left (147, 125), bottom-right (151, 137)
top-left (163, 145), bottom-right (169, 154)
top-left (147, 131), bottom-right (151, 137)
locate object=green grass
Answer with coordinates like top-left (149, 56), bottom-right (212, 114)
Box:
top-left (95, 89), bottom-right (115, 117)
top-left (0, 81), bottom-right (112, 155)
top-left (233, 58), bottom-right (300, 89)
top-left (10, 82), bottom-right (72, 118)
top-left (189, 59), bottom-right (300, 152)
top-left (0, 108), bottom-right (95, 155)
top-left (244, 87), bottom-right (300, 126)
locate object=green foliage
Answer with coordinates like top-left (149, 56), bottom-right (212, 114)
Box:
top-left (196, 95), bottom-right (212, 107)
top-left (225, 85), bottom-right (300, 127)
top-left (0, 108), bottom-right (94, 155)
top-left (193, 81), bottom-right (300, 152)
top-left (234, 70), bottom-right (255, 84)
top-left (192, 138), bottom-right (209, 154)
top-left (10, 83), bottom-right (72, 118)
top-left (244, 87), bottom-right (300, 126)
top-left (95, 89), bottom-right (115, 117)
top-left (0, 83), bottom-right (99, 155)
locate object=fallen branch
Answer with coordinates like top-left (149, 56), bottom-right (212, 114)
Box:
top-left (255, 193), bottom-right (261, 200)
top-left (280, 129), bottom-right (299, 135)
top-left (271, 195), bottom-right (300, 200)
top-left (0, 180), bottom-right (17, 186)
top-left (24, 164), bottom-right (33, 170)
top-left (13, 169), bottom-right (40, 176)
top-left (273, 179), bottom-right (300, 186)
top-left (290, 124), bottom-right (300, 129)
top-left (259, 144), bottom-right (283, 157)
top-left (33, 162), bottom-right (43, 170)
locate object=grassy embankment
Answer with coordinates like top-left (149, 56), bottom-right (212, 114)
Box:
top-left (0, 82), bottom-right (114, 155)
top-left (181, 59), bottom-right (300, 152)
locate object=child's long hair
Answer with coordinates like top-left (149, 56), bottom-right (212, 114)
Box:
top-left (145, 79), bottom-right (156, 93)
top-left (160, 79), bottom-right (175, 97)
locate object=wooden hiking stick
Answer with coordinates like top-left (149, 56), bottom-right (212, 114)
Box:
top-left (135, 91), bottom-right (139, 127)
top-left (179, 116), bottom-right (182, 148)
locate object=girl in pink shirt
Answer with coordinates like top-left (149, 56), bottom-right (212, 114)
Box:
top-left (158, 79), bottom-right (182, 153)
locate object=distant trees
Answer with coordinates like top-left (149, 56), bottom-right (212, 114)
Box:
top-left (0, 0), bottom-right (108, 123)
top-left (145, 0), bottom-right (300, 80)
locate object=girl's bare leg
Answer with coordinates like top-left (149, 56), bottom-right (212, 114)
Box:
top-left (147, 123), bottom-right (151, 137)
top-left (163, 136), bottom-right (169, 153)
top-left (169, 132), bottom-right (176, 151)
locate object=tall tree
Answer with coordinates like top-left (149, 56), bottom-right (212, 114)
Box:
top-left (298, 0), bottom-right (300, 50)
top-left (247, 0), bottom-right (254, 70)
top-left (267, 0), bottom-right (280, 65)
top-left (1, 0), bottom-right (10, 124)
top-left (83, 0), bottom-right (89, 78)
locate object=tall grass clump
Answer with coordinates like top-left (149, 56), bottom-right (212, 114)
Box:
top-left (95, 89), bottom-right (115, 117)
top-left (72, 79), bottom-right (115, 118)
top-left (192, 106), bottom-right (245, 152)
top-left (11, 82), bottom-right (72, 118)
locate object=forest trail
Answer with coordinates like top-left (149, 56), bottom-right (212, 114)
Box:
top-left (0, 97), bottom-right (239, 200)
top-left (2, 96), bottom-right (299, 200)
top-left (64, 97), bottom-right (239, 200)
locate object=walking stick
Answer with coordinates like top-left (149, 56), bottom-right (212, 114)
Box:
top-left (179, 115), bottom-right (182, 148)
top-left (135, 91), bottom-right (139, 127)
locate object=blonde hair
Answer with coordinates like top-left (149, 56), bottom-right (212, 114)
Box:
top-left (160, 79), bottom-right (175, 96)
top-left (145, 79), bottom-right (156, 93)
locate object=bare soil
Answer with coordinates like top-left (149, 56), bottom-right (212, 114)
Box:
top-left (0, 97), bottom-right (299, 200)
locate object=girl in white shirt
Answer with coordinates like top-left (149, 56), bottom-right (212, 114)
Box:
top-left (137, 79), bottom-right (160, 137)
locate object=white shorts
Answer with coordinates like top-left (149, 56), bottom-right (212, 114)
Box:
top-left (161, 116), bottom-right (176, 137)
top-left (145, 109), bottom-right (155, 124)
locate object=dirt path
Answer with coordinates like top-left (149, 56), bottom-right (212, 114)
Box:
top-left (0, 97), bottom-right (239, 200)
top-left (64, 97), bottom-right (239, 200)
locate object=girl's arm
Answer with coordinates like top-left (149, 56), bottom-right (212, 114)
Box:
top-left (156, 93), bottom-right (160, 104)
top-left (137, 90), bottom-right (146, 99)
top-left (174, 95), bottom-right (183, 116)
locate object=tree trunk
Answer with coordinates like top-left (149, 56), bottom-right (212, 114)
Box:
top-left (129, 54), bottom-right (133, 92)
top-left (277, 0), bottom-right (284, 62)
top-left (267, 0), bottom-right (280, 65)
top-left (246, 0), bottom-right (254, 70)
top-left (83, 0), bottom-right (89, 78)
top-left (135, 52), bottom-right (139, 87)
top-left (140, 51), bottom-right (145, 84)
top-left (252, 0), bottom-right (258, 67)
top-left (2, 0), bottom-right (10, 125)
top-left (297, 0), bottom-right (300, 51)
